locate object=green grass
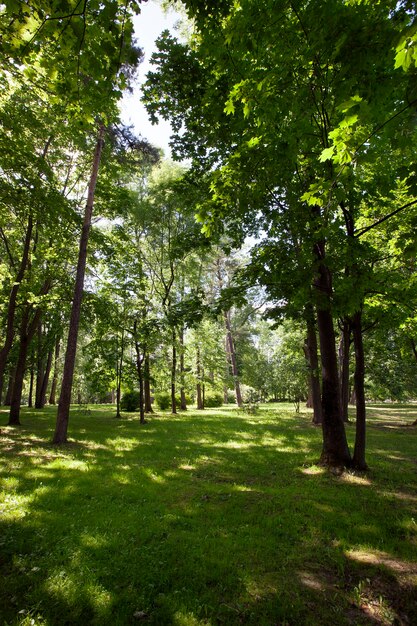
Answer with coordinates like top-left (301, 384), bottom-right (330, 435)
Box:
top-left (1, 403), bottom-right (416, 625)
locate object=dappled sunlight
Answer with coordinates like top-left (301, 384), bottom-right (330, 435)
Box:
top-left (378, 489), bottom-right (417, 503)
top-left (300, 465), bottom-right (326, 476)
top-left (339, 473), bottom-right (372, 486)
top-left (346, 548), bottom-right (417, 584)
top-left (143, 467), bottom-right (166, 483)
top-left (298, 570), bottom-right (328, 592)
top-left (178, 463), bottom-right (196, 471)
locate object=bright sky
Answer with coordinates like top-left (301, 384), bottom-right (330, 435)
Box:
top-left (120, 1), bottom-right (180, 157)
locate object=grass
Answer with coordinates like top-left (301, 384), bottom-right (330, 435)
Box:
top-left (0, 402), bottom-right (416, 626)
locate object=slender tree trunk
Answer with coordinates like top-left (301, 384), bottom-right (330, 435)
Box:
top-left (35, 320), bottom-right (44, 409)
top-left (28, 365), bottom-right (34, 408)
top-left (352, 311), bottom-right (368, 470)
top-left (38, 346), bottom-right (53, 408)
top-left (8, 304), bottom-right (44, 425)
top-left (115, 327), bottom-right (125, 419)
top-left (179, 325), bottom-right (187, 410)
top-left (304, 311), bottom-right (322, 425)
top-left (134, 338), bottom-right (146, 424)
top-left (53, 125), bottom-right (105, 444)
top-left (339, 319), bottom-right (351, 423)
top-left (314, 243), bottom-right (351, 467)
top-left (49, 338), bottom-right (60, 405)
top-left (196, 344), bottom-right (204, 409)
top-left (144, 352), bottom-right (153, 413)
top-left (171, 329), bottom-right (177, 414)
top-left (0, 214), bottom-right (33, 397)
top-left (224, 310), bottom-right (243, 407)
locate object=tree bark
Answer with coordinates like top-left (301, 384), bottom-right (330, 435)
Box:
top-left (171, 329), bottom-right (177, 414)
top-left (134, 335), bottom-right (146, 424)
top-left (179, 325), bottom-right (187, 410)
top-left (144, 352), bottom-right (153, 413)
top-left (304, 311), bottom-right (322, 425)
top-left (28, 365), bottom-right (34, 408)
top-left (339, 319), bottom-right (351, 423)
top-left (8, 300), bottom-right (46, 425)
top-left (53, 125), bottom-right (105, 444)
top-left (352, 310), bottom-right (368, 470)
top-left (0, 214), bottom-right (33, 398)
top-left (314, 243), bottom-right (351, 467)
top-left (196, 344), bottom-right (204, 409)
top-left (49, 338), bottom-right (61, 405)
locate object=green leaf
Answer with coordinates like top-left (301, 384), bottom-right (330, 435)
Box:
top-left (224, 100), bottom-right (235, 115)
top-left (319, 146), bottom-right (335, 162)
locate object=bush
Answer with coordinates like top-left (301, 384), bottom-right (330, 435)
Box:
top-left (204, 392), bottom-right (223, 408)
top-left (120, 390), bottom-right (140, 412)
top-left (155, 392), bottom-right (171, 410)
top-left (175, 393), bottom-right (192, 407)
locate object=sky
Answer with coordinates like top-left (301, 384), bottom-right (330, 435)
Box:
top-left (119, 1), bottom-right (181, 157)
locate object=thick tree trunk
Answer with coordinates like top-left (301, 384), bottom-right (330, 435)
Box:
top-left (224, 310), bottom-right (243, 407)
top-left (339, 319), bottom-right (351, 423)
top-left (144, 353), bottom-right (153, 413)
top-left (0, 214), bottom-right (33, 397)
top-left (171, 329), bottom-right (177, 414)
top-left (49, 338), bottom-right (60, 405)
top-left (304, 312), bottom-right (322, 425)
top-left (352, 311), bottom-right (368, 470)
top-left (53, 125), bottom-right (105, 444)
top-left (314, 244), bottom-right (351, 467)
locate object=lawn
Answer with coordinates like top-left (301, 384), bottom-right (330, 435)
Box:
top-left (0, 403), bottom-right (416, 625)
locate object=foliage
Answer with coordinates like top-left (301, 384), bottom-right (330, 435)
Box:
top-left (203, 391), bottom-right (223, 407)
top-left (120, 390), bottom-right (141, 412)
top-left (155, 391), bottom-right (171, 410)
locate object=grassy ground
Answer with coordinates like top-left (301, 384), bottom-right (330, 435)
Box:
top-left (0, 402), bottom-right (416, 626)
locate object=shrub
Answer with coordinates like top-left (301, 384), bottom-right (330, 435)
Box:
top-left (175, 393), bottom-right (192, 407)
top-left (155, 392), bottom-right (171, 410)
top-left (204, 392), bottom-right (223, 408)
top-left (120, 390), bottom-right (140, 412)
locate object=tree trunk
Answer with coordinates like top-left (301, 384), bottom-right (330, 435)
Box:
top-left (49, 338), bottom-right (61, 405)
top-left (53, 124), bottom-right (105, 444)
top-left (35, 320), bottom-right (43, 408)
top-left (28, 365), bottom-right (34, 408)
top-left (314, 243), bottom-right (351, 467)
top-left (339, 319), bottom-right (351, 423)
top-left (0, 214), bottom-right (33, 398)
top-left (134, 337), bottom-right (146, 424)
top-left (38, 346), bottom-right (53, 408)
top-left (144, 352), bottom-right (153, 413)
top-left (179, 325), bottom-right (187, 410)
top-left (196, 345), bottom-right (204, 409)
top-left (171, 329), bottom-right (177, 414)
top-left (115, 327), bottom-right (125, 419)
top-left (8, 303), bottom-right (44, 425)
top-left (304, 311), bottom-right (322, 425)
top-left (224, 310), bottom-right (243, 407)
top-left (352, 311), bottom-right (368, 470)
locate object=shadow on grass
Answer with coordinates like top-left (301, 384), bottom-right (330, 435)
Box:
top-left (0, 404), bottom-right (416, 625)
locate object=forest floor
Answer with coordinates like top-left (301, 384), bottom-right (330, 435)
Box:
top-left (0, 402), bottom-right (416, 626)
